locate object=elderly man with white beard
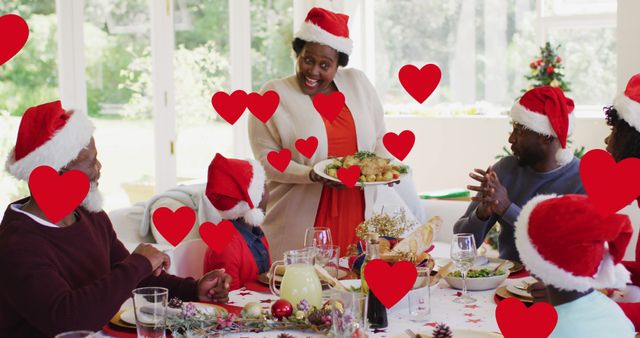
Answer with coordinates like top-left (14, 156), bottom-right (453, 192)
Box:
top-left (0, 101), bottom-right (232, 338)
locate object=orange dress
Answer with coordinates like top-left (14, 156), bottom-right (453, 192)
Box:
top-left (313, 104), bottom-right (365, 254)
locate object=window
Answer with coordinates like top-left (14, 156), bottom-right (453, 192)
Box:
top-left (83, 0), bottom-right (155, 211)
top-left (250, 0), bottom-right (294, 92)
top-left (0, 0), bottom-right (59, 206)
top-left (174, 0), bottom-right (232, 183)
top-left (539, 0), bottom-right (617, 112)
top-left (368, 0), bottom-right (616, 116)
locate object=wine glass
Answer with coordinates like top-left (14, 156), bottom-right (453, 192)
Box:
top-left (304, 227), bottom-right (333, 267)
top-left (451, 233), bottom-right (477, 304)
top-left (304, 227), bottom-right (333, 250)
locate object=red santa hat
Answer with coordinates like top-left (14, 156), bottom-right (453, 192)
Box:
top-left (515, 194), bottom-right (632, 292)
top-left (509, 86), bottom-right (575, 165)
top-left (205, 153), bottom-right (266, 226)
top-left (294, 7), bottom-right (353, 56)
top-left (5, 100), bottom-right (95, 181)
top-left (613, 73), bottom-right (640, 133)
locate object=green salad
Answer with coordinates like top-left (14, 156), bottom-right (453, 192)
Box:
top-left (450, 268), bottom-right (506, 278)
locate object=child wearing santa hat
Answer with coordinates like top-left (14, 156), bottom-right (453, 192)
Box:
top-left (602, 73), bottom-right (640, 330)
top-left (515, 194), bottom-right (635, 337)
top-left (202, 153), bottom-right (271, 290)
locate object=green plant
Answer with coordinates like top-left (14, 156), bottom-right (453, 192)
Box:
top-left (524, 42), bottom-right (570, 92)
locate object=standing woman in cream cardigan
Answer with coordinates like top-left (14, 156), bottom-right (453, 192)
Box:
top-left (249, 7), bottom-right (424, 259)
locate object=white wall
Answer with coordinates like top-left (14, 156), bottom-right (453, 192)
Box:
top-left (385, 115), bottom-right (610, 193)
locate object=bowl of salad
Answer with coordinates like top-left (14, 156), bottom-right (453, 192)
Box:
top-left (444, 268), bottom-right (510, 291)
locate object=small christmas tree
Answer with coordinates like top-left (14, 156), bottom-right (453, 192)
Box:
top-left (524, 42), bottom-right (570, 92)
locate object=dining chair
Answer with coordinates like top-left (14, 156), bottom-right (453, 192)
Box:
top-left (167, 238), bottom-right (208, 279)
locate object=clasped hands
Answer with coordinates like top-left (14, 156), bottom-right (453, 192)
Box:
top-left (467, 167), bottom-right (511, 220)
top-left (133, 243), bottom-right (231, 303)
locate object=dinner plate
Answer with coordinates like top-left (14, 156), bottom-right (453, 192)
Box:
top-left (109, 309), bottom-right (137, 329)
top-left (495, 286), bottom-right (533, 303)
top-left (119, 302), bottom-right (228, 325)
top-left (312, 159), bottom-right (408, 187)
top-left (394, 329), bottom-right (503, 338)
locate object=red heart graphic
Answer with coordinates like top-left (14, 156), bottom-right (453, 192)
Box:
top-left (312, 91), bottom-right (345, 122)
top-left (0, 14), bottom-right (29, 66)
top-left (337, 166), bottom-right (361, 188)
top-left (399, 64), bottom-right (441, 104)
top-left (211, 90), bottom-right (248, 125)
top-left (152, 206), bottom-right (196, 247)
top-left (580, 149), bottom-right (640, 216)
top-left (496, 298), bottom-right (557, 338)
top-left (364, 259), bottom-right (417, 308)
top-left (247, 90), bottom-right (279, 123)
top-left (295, 136), bottom-right (318, 159)
top-left (199, 220), bottom-right (235, 255)
top-left (267, 149), bottom-right (292, 172)
top-left (383, 130), bottom-right (415, 161)
top-left (28, 166), bottom-right (89, 224)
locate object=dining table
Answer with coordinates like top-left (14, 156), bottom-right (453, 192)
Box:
top-left (98, 242), bottom-right (530, 338)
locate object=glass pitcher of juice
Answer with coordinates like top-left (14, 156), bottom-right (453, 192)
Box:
top-left (269, 247), bottom-right (323, 307)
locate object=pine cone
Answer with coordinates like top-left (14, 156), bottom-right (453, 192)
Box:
top-left (307, 308), bottom-right (324, 326)
top-left (168, 297), bottom-right (183, 309)
top-left (432, 322), bottom-right (453, 338)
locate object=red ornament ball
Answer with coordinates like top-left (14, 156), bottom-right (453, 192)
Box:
top-left (271, 299), bottom-right (293, 319)
top-left (546, 66), bottom-right (554, 74)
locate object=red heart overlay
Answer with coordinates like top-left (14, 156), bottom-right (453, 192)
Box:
top-left (28, 166), bottom-right (89, 224)
top-left (312, 92), bottom-right (345, 122)
top-left (152, 206), bottom-right (196, 247)
top-left (364, 260), bottom-right (417, 308)
top-left (496, 298), bottom-right (557, 338)
top-left (399, 64), bottom-right (441, 104)
top-left (383, 130), bottom-right (415, 161)
top-left (267, 149), bottom-right (292, 172)
top-left (199, 220), bottom-right (235, 255)
top-left (211, 90), bottom-right (247, 125)
top-left (247, 91), bottom-right (279, 123)
top-left (295, 136), bottom-right (318, 159)
top-left (337, 166), bottom-right (361, 188)
top-left (580, 149), bottom-right (640, 216)
top-left (0, 14), bottom-right (29, 66)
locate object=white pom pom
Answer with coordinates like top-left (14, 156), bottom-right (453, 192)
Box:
top-left (242, 208), bottom-right (265, 226)
top-left (593, 252), bottom-right (631, 289)
top-left (555, 148), bottom-right (573, 166)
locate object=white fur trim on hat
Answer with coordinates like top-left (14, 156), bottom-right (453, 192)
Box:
top-left (515, 194), bottom-right (630, 292)
top-left (216, 159), bottom-right (266, 225)
top-left (614, 93), bottom-right (640, 133)
top-left (295, 21), bottom-right (353, 56)
top-left (509, 101), bottom-right (575, 139)
top-left (5, 111), bottom-right (95, 181)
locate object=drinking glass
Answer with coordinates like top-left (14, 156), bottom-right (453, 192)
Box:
top-left (316, 245), bottom-right (340, 279)
top-left (132, 287), bottom-right (169, 338)
top-left (304, 227), bottom-right (333, 250)
top-left (54, 331), bottom-right (94, 338)
top-left (408, 266), bottom-right (431, 321)
top-left (451, 233), bottom-right (477, 304)
top-left (329, 289), bottom-right (368, 337)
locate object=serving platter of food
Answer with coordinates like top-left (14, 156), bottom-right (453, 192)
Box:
top-left (313, 151), bottom-right (409, 186)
